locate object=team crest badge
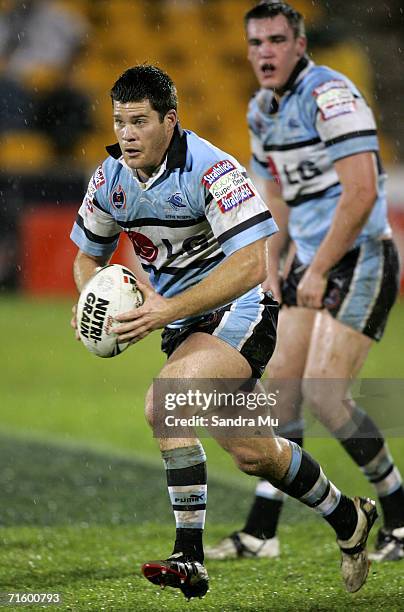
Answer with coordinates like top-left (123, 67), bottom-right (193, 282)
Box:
top-left (110, 184), bottom-right (126, 209)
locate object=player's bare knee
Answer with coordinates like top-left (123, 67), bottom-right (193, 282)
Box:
top-left (302, 380), bottom-right (347, 431)
top-left (228, 439), bottom-right (283, 478)
top-left (234, 452), bottom-right (264, 476)
top-left (301, 379), bottom-right (326, 420)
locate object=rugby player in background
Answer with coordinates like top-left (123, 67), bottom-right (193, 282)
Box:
top-left (206, 1), bottom-right (404, 564)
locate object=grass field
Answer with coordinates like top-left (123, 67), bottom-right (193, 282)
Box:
top-left (0, 296), bottom-right (403, 611)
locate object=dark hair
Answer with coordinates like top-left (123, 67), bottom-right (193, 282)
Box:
top-left (110, 64), bottom-right (178, 121)
top-left (244, 2), bottom-right (305, 38)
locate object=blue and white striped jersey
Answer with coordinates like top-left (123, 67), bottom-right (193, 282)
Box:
top-left (248, 58), bottom-right (391, 264)
top-left (70, 126), bottom-right (278, 326)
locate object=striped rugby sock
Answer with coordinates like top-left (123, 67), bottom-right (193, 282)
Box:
top-left (360, 445), bottom-right (404, 528)
top-left (243, 480), bottom-right (285, 539)
top-left (335, 405), bottom-right (404, 528)
top-left (162, 444), bottom-right (207, 563)
top-left (243, 428), bottom-right (303, 539)
top-left (278, 441), bottom-right (357, 540)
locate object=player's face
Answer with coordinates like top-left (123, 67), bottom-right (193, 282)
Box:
top-left (247, 15), bottom-right (306, 91)
top-left (113, 100), bottom-right (177, 179)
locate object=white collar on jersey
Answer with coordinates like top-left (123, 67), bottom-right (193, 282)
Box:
top-left (119, 155), bottom-right (168, 191)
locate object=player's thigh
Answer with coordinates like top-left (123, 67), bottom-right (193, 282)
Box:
top-left (266, 306), bottom-right (315, 424)
top-left (162, 331), bottom-right (253, 379)
top-left (302, 310), bottom-right (372, 430)
top-left (148, 295), bottom-right (278, 451)
top-left (267, 306), bottom-right (314, 377)
top-left (145, 332), bottom-right (252, 426)
top-left (305, 310), bottom-right (372, 378)
top-left (151, 334), bottom-right (289, 467)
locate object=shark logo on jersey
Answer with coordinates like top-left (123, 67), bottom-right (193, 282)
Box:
top-left (167, 192), bottom-right (186, 209)
top-left (110, 184), bottom-right (126, 210)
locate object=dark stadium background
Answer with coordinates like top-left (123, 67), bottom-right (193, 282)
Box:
top-left (1, 0), bottom-right (403, 294)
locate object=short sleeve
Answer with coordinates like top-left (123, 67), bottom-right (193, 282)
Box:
top-left (201, 159), bottom-right (278, 256)
top-left (70, 165), bottom-right (121, 257)
top-left (312, 79), bottom-right (379, 162)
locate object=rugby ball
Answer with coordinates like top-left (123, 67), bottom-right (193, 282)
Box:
top-left (76, 264), bottom-right (143, 358)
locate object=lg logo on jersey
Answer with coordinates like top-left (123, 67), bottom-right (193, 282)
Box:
top-left (163, 234), bottom-right (208, 259)
top-left (284, 161), bottom-right (321, 185)
top-left (126, 231), bottom-right (208, 263)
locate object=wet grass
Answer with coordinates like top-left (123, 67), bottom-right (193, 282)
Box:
top-left (0, 297), bottom-right (403, 610)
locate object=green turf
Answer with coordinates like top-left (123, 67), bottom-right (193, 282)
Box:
top-left (0, 297), bottom-right (403, 610)
top-left (1, 523), bottom-right (404, 611)
top-left (0, 433), bottom-right (403, 611)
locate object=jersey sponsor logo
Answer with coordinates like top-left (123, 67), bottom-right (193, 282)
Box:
top-left (284, 160), bottom-right (322, 185)
top-left (163, 234), bottom-right (209, 260)
top-left (217, 183), bottom-right (255, 213)
top-left (84, 165), bottom-right (106, 212)
top-left (313, 80), bottom-right (356, 121)
top-left (202, 160), bottom-right (236, 187)
top-left (110, 184), bottom-right (126, 210)
top-left (313, 79), bottom-right (347, 95)
top-left (208, 169), bottom-right (249, 200)
top-left (127, 231), bottom-right (158, 262)
top-left (167, 192), bottom-right (186, 209)
top-left (93, 165), bottom-right (106, 189)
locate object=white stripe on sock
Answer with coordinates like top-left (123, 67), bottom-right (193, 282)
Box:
top-left (255, 479), bottom-right (286, 501)
top-left (314, 482), bottom-right (341, 517)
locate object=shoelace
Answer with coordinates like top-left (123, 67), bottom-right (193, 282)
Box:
top-left (168, 556), bottom-right (200, 578)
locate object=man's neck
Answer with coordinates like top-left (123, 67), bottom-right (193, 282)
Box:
top-left (136, 166), bottom-right (157, 182)
top-left (274, 56), bottom-right (309, 99)
top-left (132, 156), bottom-right (168, 191)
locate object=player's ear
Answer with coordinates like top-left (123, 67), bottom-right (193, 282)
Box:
top-left (164, 109), bottom-right (177, 129)
top-left (296, 35), bottom-right (307, 58)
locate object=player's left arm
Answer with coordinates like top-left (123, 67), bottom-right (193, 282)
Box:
top-left (297, 150), bottom-right (378, 308)
top-left (114, 237), bottom-right (268, 342)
